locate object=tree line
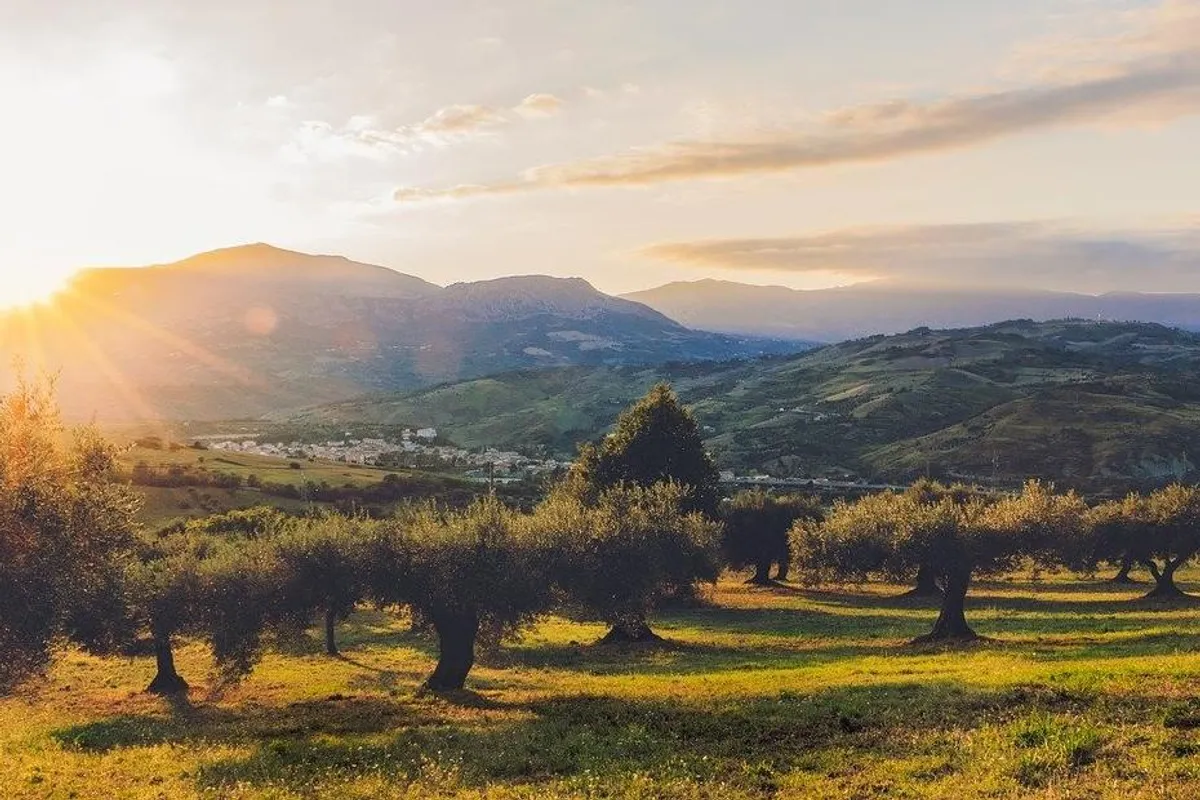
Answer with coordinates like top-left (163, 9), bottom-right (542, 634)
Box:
top-left (4, 379), bottom-right (1200, 698)
top-left (126, 459), bottom-right (536, 511)
top-left (794, 477), bottom-right (1200, 642)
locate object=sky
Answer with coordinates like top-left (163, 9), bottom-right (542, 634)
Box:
top-left (1, 0), bottom-right (1199, 306)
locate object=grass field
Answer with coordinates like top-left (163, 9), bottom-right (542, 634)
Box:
top-left (120, 445), bottom-right (443, 489)
top-left (118, 447), bottom-right (491, 525)
top-left (4, 575), bottom-right (1200, 799)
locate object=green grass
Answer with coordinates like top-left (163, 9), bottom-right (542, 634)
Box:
top-left (121, 446), bottom-right (456, 490)
top-left (119, 447), bottom-right (492, 525)
top-left (6, 574), bottom-right (1200, 798)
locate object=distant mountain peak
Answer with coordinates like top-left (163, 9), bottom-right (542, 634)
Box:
top-left (169, 242), bottom-right (354, 274)
top-left (625, 279), bottom-right (1200, 342)
top-left (446, 274), bottom-right (597, 292)
top-left (3, 248), bottom-right (798, 422)
top-left (442, 274), bottom-right (675, 324)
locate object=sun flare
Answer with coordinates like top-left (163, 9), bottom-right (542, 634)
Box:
top-left (0, 267), bottom-right (75, 310)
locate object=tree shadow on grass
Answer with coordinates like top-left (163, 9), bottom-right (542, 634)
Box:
top-left (501, 638), bottom-right (895, 676)
top-left (1018, 630), bottom-right (1200, 662)
top-left (184, 680), bottom-right (1122, 795)
top-left (764, 584), bottom-right (939, 610)
top-left (655, 605), bottom-right (922, 638)
top-left (51, 695), bottom-right (452, 753)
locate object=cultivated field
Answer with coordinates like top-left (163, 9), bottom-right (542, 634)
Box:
top-left (116, 446), bottom-right (500, 525)
top-left (5, 575), bottom-right (1200, 799)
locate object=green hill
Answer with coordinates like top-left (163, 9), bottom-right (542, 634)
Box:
top-left (287, 320), bottom-right (1200, 489)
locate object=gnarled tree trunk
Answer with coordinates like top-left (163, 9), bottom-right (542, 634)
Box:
top-left (901, 562), bottom-right (943, 598)
top-left (598, 613), bottom-right (664, 645)
top-left (423, 609), bottom-right (479, 691)
top-left (912, 568), bottom-right (976, 643)
top-left (146, 631), bottom-right (188, 695)
top-left (324, 607), bottom-right (339, 656)
top-left (1142, 558), bottom-right (1190, 600)
top-left (1108, 555), bottom-right (1137, 584)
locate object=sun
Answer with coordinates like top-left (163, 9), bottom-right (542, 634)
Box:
top-left (0, 267), bottom-right (75, 310)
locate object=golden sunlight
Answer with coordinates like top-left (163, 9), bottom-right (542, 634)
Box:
top-left (0, 267), bottom-right (75, 309)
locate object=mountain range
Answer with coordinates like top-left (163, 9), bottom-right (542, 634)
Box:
top-left (623, 280), bottom-right (1200, 342)
top-left (0, 245), bottom-right (800, 421)
top-left (290, 319), bottom-right (1200, 489)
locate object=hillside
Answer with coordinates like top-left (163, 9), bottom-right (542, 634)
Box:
top-left (0, 244), bottom-right (800, 421)
top-left (291, 320), bottom-right (1200, 488)
top-left (623, 280), bottom-right (1200, 342)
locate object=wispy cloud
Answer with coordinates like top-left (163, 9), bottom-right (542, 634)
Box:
top-left (394, 0), bottom-right (1200, 202)
top-left (286, 93), bottom-right (565, 163)
top-left (413, 103), bottom-right (509, 135)
top-left (641, 221), bottom-right (1200, 293)
top-left (514, 93), bottom-right (563, 117)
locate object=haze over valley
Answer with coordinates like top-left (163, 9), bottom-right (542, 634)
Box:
top-left (9, 3), bottom-right (1200, 799)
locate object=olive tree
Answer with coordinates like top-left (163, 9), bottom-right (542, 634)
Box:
top-left (273, 515), bottom-right (371, 656)
top-left (196, 541), bottom-right (281, 684)
top-left (901, 480), bottom-right (992, 597)
top-left (537, 482), bottom-right (722, 643)
top-left (385, 497), bottom-right (555, 692)
top-left (130, 533), bottom-right (282, 694)
top-left (722, 489), bottom-right (822, 584)
top-left (1087, 485), bottom-right (1200, 600)
top-left (129, 541), bottom-right (200, 695)
top-left (794, 482), bottom-right (1086, 643)
top-left (0, 376), bottom-right (140, 692)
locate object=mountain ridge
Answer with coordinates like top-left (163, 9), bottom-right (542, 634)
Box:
top-left (622, 280), bottom-right (1200, 342)
top-left (0, 244), bottom-right (803, 421)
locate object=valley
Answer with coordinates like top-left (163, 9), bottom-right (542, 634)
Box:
top-left (289, 319), bottom-right (1200, 490)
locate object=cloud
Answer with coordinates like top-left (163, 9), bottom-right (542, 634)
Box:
top-left (394, 0), bottom-right (1200, 202)
top-left (286, 93), bottom-right (567, 163)
top-left (413, 103), bottom-right (508, 134)
top-left (282, 120), bottom-right (402, 163)
top-left (514, 92), bottom-right (563, 117)
top-left (641, 221), bottom-right (1200, 293)
top-left (392, 182), bottom-right (523, 202)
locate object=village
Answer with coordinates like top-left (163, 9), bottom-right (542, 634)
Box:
top-left (206, 427), bottom-right (570, 481)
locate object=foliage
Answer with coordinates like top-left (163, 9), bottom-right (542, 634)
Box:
top-left (721, 490), bottom-right (823, 583)
top-left (193, 540), bottom-right (280, 681)
top-left (10, 575), bottom-right (1200, 798)
top-left (360, 497), bottom-right (556, 690)
top-left (537, 483), bottom-right (722, 641)
top-left (0, 375), bottom-right (140, 692)
top-left (180, 506), bottom-right (293, 539)
top-left (1087, 485), bottom-right (1200, 598)
top-left (272, 515), bottom-right (374, 654)
top-left (404, 497), bottom-right (555, 636)
top-left (566, 383), bottom-right (720, 517)
top-left (127, 530), bottom-right (284, 690)
top-left (794, 481), bottom-right (1087, 641)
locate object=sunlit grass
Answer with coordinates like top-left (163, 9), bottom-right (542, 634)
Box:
top-left (4, 575), bottom-right (1200, 798)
